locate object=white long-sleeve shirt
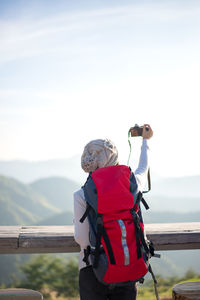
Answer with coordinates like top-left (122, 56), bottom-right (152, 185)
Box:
top-left (73, 139), bottom-right (150, 269)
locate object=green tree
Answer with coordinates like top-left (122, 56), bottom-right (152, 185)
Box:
top-left (53, 259), bottom-right (79, 297)
top-left (182, 269), bottom-right (198, 281)
top-left (17, 254), bottom-right (79, 299)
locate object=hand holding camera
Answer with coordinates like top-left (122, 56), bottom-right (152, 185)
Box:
top-left (129, 124), bottom-right (153, 140)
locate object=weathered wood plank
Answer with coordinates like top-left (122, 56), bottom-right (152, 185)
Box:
top-left (146, 222), bottom-right (200, 232)
top-left (0, 223), bottom-right (200, 254)
top-left (19, 226), bottom-right (74, 235)
top-left (145, 222), bottom-right (200, 250)
top-left (0, 226), bottom-right (21, 249)
top-left (147, 232), bottom-right (200, 250)
top-left (19, 226), bottom-right (78, 253)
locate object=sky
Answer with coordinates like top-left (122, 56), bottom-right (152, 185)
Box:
top-left (0, 0), bottom-right (200, 177)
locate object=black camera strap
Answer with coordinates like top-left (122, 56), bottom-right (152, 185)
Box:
top-left (127, 129), bottom-right (132, 166)
top-left (143, 168), bottom-right (151, 193)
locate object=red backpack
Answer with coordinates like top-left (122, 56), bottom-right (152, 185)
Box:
top-left (80, 164), bottom-right (157, 286)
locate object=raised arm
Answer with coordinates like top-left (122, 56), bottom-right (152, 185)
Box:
top-left (134, 124), bottom-right (153, 191)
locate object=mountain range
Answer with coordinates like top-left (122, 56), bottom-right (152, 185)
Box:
top-left (0, 175), bottom-right (59, 225)
top-left (0, 156), bottom-right (86, 184)
top-left (31, 176), bottom-right (79, 212)
top-left (0, 175), bottom-right (80, 226)
top-left (1, 157), bottom-right (200, 212)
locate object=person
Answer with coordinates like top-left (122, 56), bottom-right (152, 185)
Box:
top-left (73, 124), bottom-right (153, 300)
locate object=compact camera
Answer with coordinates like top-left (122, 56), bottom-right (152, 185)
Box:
top-left (129, 124), bottom-right (149, 137)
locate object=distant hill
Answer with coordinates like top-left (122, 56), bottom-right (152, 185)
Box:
top-left (144, 194), bottom-right (200, 213)
top-left (150, 175), bottom-right (200, 198)
top-left (33, 209), bottom-right (200, 226)
top-left (36, 211), bottom-right (73, 225)
top-left (0, 156), bottom-right (86, 184)
top-left (0, 157), bottom-right (199, 213)
top-left (0, 176), bottom-right (60, 225)
top-left (31, 177), bottom-right (79, 211)
top-left (143, 210), bottom-right (200, 223)
top-left (0, 254), bottom-right (29, 285)
top-left (148, 249), bottom-right (200, 278)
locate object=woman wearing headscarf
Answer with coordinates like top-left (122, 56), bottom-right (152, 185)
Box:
top-left (74, 124), bottom-right (153, 300)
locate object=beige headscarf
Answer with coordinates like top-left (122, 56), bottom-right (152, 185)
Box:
top-left (81, 139), bottom-right (119, 173)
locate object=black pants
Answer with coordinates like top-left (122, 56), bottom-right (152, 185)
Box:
top-left (79, 266), bottom-right (137, 300)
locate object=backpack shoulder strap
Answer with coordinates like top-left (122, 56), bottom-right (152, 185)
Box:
top-left (82, 173), bottom-right (98, 211)
top-left (80, 173), bottom-right (98, 223)
top-left (79, 202), bottom-right (92, 223)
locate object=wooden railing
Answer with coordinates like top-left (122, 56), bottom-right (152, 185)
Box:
top-left (0, 222), bottom-right (200, 254)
